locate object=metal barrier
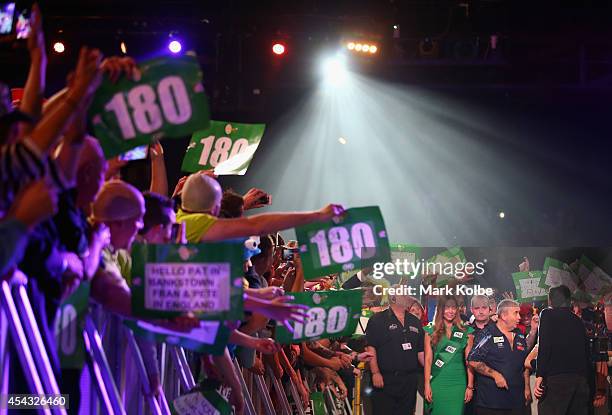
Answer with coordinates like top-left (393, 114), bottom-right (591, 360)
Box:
top-left (0, 274), bottom-right (67, 415)
top-left (1, 270), bottom-right (363, 415)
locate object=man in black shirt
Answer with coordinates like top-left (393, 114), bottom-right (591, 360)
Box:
top-left (535, 285), bottom-right (590, 415)
top-left (365, 289), bottom-right (424, 413)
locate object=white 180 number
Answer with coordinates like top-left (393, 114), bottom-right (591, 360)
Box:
top-left (292, 306), bottom-right (348, 339)
top-left (104, 76), bottom-right (192, 139)
top-left (310, 222), bottom-right (376, 267)
top-left (198, 136), bottom-right (250, 167)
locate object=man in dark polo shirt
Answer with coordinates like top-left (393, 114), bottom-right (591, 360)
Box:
top-left (468, 299), bottom-right (531, 415)
top-left (365, 288), bottom-right (424, 413)
top-left (534, 285), bottom-right (590, 415)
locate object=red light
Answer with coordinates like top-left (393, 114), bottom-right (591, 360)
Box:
top-left (272, 43), bottom-right (286, 55)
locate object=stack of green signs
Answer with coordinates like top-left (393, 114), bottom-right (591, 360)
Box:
top-left (295, 206), bottom-right (391, 280)
top-left (181, 121), bottom-right (266, 175)
top-left (275, 290), bottom-right (363, 344)
top-left (89, 54), bottom-right (210, 159)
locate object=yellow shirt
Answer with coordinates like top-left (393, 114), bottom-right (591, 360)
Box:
top-left (175, 208), bottom-right (218, 243)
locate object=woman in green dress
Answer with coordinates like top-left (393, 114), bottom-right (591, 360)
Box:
top-left (424, 295), bottom-right (475, 415)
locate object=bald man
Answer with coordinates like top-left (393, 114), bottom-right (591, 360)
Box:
top-left (177, 173), bottom-right (344, 243)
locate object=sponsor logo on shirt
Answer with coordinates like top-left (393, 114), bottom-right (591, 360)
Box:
top-left (434, 359), bottom-right (445, 368)
top-left (409, 326), bottom-right (419, 333)
top-left (453, 331), bottom-right (464, 339)
top-left (445, 345), bottom-right (457, 353)
top-left (388, 324), bottom-right (398, 330)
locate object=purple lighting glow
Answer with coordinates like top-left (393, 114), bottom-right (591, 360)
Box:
top-left (168, 40), bottom-right (182, 54)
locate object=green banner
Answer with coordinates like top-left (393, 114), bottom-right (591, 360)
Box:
top-left (512, 271), bottom-right (548, 302)
top-left (89, 54), bottom-right (210, 159)
top-left (181, 121), bottom-right (265, 175)
top-left (295, 206), bottom-right (391, 281)
top-left (130, 242), bottom-right (244, 320)
top-left (53, 282), bottom-right (90, 369)
top-left (124, 319), bottom-right (230, 355)
top-left (539, 257), bottom-right (579, 291)
top-left (275, 290), bottom-right (363, 344)
top-left (576, 255), bottom-right (612, 296)
top-left (426, 247), bottom-right (467, 287)
top-left (170, 388), bottom-right (232, 415)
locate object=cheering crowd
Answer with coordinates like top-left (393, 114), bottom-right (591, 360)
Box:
top-left (1, 5), bottom-right (611, 415)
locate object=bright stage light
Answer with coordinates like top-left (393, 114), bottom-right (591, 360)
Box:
top-left (321, 55), bottom-right (348, 86)
top-left (120, 41), bottom-right (127, 54)
top-left (53, 42), bottom-right (65, 54)
top-left (272, 43), bottom-right (286, 55)
top-left (499, 211), bottom-right (506, 219)
top-left (168, 40), bottom-right (182, 54)
top-left (344, 39), bottom-right (379, 55)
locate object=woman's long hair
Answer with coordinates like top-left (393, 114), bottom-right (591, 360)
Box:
top-left (431, 295), bottom-right (465, 346)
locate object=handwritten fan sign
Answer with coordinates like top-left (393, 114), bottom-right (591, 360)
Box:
top-left (512, 271), bottom-right (548, 302)
top-left (89, 55), bottom-right (210, 158)
top-left (539, 257), bottom-right (578, 291)
top-left (295, 206), bottom-right (391, 280)
top-left (130, 242), bottom-right (243, 320)
top-left (390, 244), bottom-right (421, 282)
top-left (181, 121), bottom-right (265, 175)
top-left (275, 290), bottom-right (363, 344)
top-left (576, 255), bottom-right (612, 296)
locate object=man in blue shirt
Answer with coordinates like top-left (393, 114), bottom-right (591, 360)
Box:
top-left (468, 299), bottom-right (531, 415)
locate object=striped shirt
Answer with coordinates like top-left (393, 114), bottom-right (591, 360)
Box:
top-left (0, 139), bottom-right (66, 212)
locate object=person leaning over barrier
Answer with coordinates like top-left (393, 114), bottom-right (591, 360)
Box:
top-left (176, 173), bottom-right (344, 243)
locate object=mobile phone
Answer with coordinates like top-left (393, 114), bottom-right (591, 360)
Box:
top-left (0, 2), bottom-right (30, 39)
top-left (0, 3), bottom-right (16, 36)
top-left (14, 3), bottom-right (29, 39)
top-left (283, 248), bottom-right (298, 261)
top-left (257, 194), bottom-right (270, 205)
top-left (119, 145), bottom-right (149, 161)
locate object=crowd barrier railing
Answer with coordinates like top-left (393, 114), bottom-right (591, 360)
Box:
top-left (1, 270), bottom-right (370, 415)
top-left (0, 272), bottom-right (67, 415)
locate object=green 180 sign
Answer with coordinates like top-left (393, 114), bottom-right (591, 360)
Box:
top-left (309, 223), bottom-right (376, 266)
top-left (105, 76), bottom-right (192, 139)
top-left (295, 206), bottom-right (391, 280)
top-left (275, 290), bottom-right (363, 344)
top-left (293, 305), bottom-right (348, 338)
